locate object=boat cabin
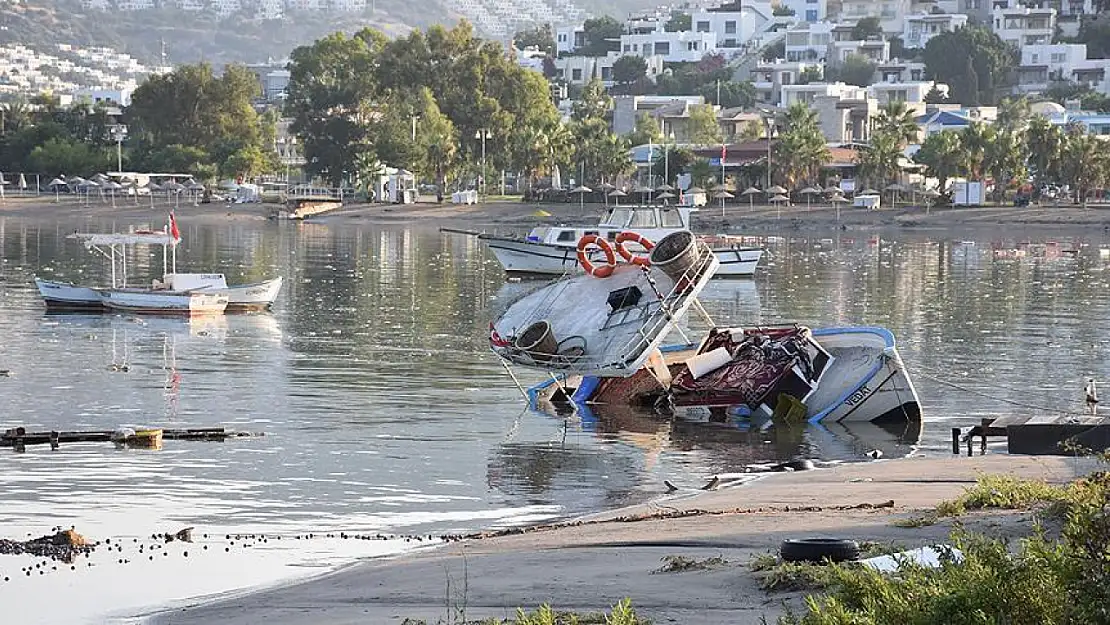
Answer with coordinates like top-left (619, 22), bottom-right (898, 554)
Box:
top-left (526, 205), bottom-right (697, 247)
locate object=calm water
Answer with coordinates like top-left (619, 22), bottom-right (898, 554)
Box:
top-left (1, 216), bottom-right (1109, 622)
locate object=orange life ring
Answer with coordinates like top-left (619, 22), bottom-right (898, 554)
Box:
top-left (615, 231), bottom-right (654, 266)
top-left (576, 234), bottom-right (617, 278)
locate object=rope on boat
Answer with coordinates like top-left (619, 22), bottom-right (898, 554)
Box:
top-left (914, 368), bottom-right (1091, 418)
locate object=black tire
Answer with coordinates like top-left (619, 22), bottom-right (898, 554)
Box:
top-left (780, 538), bottom-right (860, 563)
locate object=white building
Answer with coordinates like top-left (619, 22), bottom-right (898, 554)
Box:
top-left (689, 7), bottom-right (746, 51)
top-left (779, 0), bottom-right (828, 23)
top-left (901, 13), bottom-right (968, 49)
top-left (1016, 43), bottom-right (1110, 95)
top-left (838, 0), bottom-right (910, 34)
top-left (620, 30), bottom-right (717, 64)
top-left (992, 5), bottom-right (1056, 47)
top-left (554, 54), bottom-right (665, 87)
top-left (73, 87), bottom-right (134, 107)
top-left (211, 0), bottom-right (241, 15)
top-left (876, 60), bottom-right (927, 84)
top-left (868, 81), bottom-right (946, 105)
top-left (991, 0), bottom-right (1091, 38)
top-left (612, 94), bottom-right (706, 135)
top-left (332, 0), bottom-right (367, 10)
top-left (752, 60), bottom-right (824, 105)
top-left (781, 81), bottom-right (868, 108)
top-left (555, 24), bottom-right (585, 55)
top-left (828, 39), bottom-right (890, 66)
top-left (784, 21), bottom-right (833, 62)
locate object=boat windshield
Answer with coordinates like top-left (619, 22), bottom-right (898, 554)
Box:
top-left (660, 209), bottom-right (685, 228)
top-left (629, 209), bottom-right (658, 228)
top-left (605, 208), bottom-right (633, 227)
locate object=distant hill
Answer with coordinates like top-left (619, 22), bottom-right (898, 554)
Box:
top-left (0, 0), bottom-right (662, 66)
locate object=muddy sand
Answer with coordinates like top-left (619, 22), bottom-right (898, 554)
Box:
top-left (147, 454), bottom-right (1102, 625)
top-left (6, 195), bottom-right (1110, 237)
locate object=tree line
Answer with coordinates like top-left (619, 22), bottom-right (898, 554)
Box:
top-left (0, 63), bottom-right (276, 181)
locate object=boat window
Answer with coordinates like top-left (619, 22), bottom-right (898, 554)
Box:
top-left (606, 231), bottom-right (618, 240)
top-left (660, 209), bottom-right (684, 228)
top-left (556, 230), bottom-right (577, 242)
top-left (584, 231), bottom-right (599, 238)
top-left (629, 210), bottom-right (657, 228)
top-left (606, 208), bottom-right (633, 227)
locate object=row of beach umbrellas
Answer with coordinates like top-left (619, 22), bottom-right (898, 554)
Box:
top-left (46, 175), bottom-right (206, 206)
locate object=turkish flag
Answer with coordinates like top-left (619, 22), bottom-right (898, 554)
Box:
top-left (721, 144), bottom-right (727, 161)
top-left (170, 211), bottom-right (180, 241)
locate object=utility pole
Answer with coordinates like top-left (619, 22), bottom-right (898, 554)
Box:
top-left (411, 115), bottom-right (419, 142)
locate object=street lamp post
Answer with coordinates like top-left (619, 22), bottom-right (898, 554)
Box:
top-left (760, 112), bottom-right (775, 192)
top-left (411, 115), bottom-right (420, 142)
top-left (110, 125), bottom-right (127, 173)
top-left (475, 128), bottom-right (491, 200)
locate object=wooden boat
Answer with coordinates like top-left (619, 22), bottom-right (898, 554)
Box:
top-left (478, 205), bottom-right (763, 278)
top-left (98, 289), bottom-right (229, 315)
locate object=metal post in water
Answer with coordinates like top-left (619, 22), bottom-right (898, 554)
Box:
top-left (499, 359), bottom-right (529, 402)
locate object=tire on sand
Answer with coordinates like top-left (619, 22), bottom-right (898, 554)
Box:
top-left (780, 538), bottom-right (860, 563)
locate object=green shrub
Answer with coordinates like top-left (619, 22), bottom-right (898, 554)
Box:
top-left (780, 473), bottom-right (1110, 624)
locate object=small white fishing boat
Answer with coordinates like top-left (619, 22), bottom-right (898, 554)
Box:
top-left (479, 205), bottom-right (763, 278)
top-left (33, 219), bottom-right (282, 312)
top-left (98, 289), bottom-right (229, 315)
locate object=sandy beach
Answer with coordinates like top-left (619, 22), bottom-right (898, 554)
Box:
top-left (6, 194), bottom-right (1110, 236)
top-left (147, 454), bottom-right (1102, 625)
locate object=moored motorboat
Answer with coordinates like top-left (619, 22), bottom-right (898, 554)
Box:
top-left (478, 205), bottom-right (762, 278)
top-left (98, 288), bottom-right (229, 315)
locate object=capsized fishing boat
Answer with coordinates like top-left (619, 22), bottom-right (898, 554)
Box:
top-left (33, 217), bottom-right (282, 312)
top-left (478, 205), bottom-right (763, 278)
top-left (527, 325), bottom-right (921, 425)
top-left (490, 230), bottom-right (720, 378)
top-left (489, 231), bottom-right (921, 425)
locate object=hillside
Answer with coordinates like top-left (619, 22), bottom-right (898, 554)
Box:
top-left (0, 0), bottom-right (657, 66)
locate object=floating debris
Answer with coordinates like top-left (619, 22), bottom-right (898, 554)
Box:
top-left (0, 530), bottom-right (96, 563)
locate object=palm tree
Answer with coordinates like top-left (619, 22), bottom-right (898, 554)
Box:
top-left (914, 130), bottom-right (962, 199)
top-left (984, 123), bottom-right (1027, 203)
top-left (1060, 124), bottom-right (1110, 206)
top-left (1025, 116), bottom-right (1064, 191)
top-left (872, 101), bottom-right (919, 146)
top-left (773, 103), bottom-right (830, 188)
top-left (958, 122), bottom-right (990, 181)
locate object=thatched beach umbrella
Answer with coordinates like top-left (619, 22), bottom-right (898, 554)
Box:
top-left (655, 182), bottom-right (675, 192)
top-left (830, 193), bottom-right (850, 222)
top-left (713, 189), bottom-right (735, 215)
top-left (767, 185), bottom-right (788, 195)
top-left (570, 184), bottom-right (591, 209)
top-left (633, 184), bottom-right (654, 204)
top-left (885, 182), bottom-right (906, 207)
top-left (740, 186), bottom-right (761, 210)
top-left (799, 186), bottom-right (822, 210)
top-left (608, 188), bottom-right (628, 207)
top-left (49, 177), bottom-right (66, 203)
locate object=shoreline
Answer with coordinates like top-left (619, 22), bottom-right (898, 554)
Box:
top-left (5, 195), bottom-right (1110, 237)
top-left (145, 453), bottom-right (1103, 625)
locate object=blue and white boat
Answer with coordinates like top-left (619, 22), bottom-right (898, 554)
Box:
top-left (526, 325), bottom-right (921, 425)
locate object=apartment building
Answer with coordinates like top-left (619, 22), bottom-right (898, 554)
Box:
top-left (620, 30), bottom-right (718, 63)
top-left (901, 12), bottom-right (968, 49)
top-left (992, 5), bottom-right (1056, 47)
top-left (837, 0), bottom-right (910, 33)
top-left (752, 60), bottom-right (823, 104)
top-left (554, 53), bottom-right (665, 86)
top-left (784, 21), bottom-right (834, 62)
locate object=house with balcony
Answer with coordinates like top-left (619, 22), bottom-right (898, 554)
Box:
top-left (991, 0), bottom-right (1091, 38)
top-left (868, 81), bottom-right (947, 106)
top-left (784, 22), bottom-right (834, 62)
top-left (554, 53), bottom-right (665, 87)
top-left (611, 94), bottom-right (707, 135)
top-left (620, 30), bottom-right (718, 63)
top-left (827, 38), bottom-right (891, 67)
top-left (992, 5), bottom-right (1056, 47)
top-left (1015, 43), bottom-right (1110, 96)
top-left (781, 81), bottom-right (868, 108)
top-left (876, 60), bottom-right (928, 84)
top-left (555, 24), bottom-right (585, 55)
top-left (779, 0), bottom-right (829, 23)
top-left (752, 60), bottom-right (823, 106)
top-left (689, 7), bottom-right (746, 50)
top-left (838, 0), bottom-right (910, 33)
top-left (901, 13), bottom-right (968, 49)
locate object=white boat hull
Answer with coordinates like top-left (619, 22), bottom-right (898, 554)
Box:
top-left (34, 276), bottom-right (282, 312)
top-left (526, 326), bottom-right (921, 424)
top-left (481, 236), bottom-right (761, 277)
top-left (203, 277), bottom-right (283, 312)
top-left (34, 278), bottom-right (102, 310)
top-left (98, 289), bottom-right (229, 315)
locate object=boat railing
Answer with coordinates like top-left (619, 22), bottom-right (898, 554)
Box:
top-left (497, 241), bottom-right (718, 375)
